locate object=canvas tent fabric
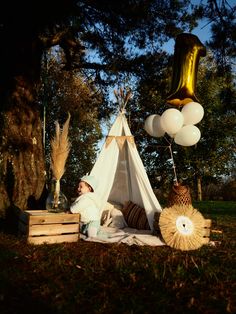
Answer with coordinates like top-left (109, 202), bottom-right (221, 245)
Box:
top-left (90, 109), bottom-right (162, 231)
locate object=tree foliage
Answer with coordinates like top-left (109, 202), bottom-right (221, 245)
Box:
top-left (0, 0), bottom-right (200, 210)
top-left (122, 1), bottom-right (236, 200)
top-left (196, 0), bottom-right (236, 73)
top-left (132, 52), bottom-right (236, 200)
top-left (0, 0), bottom-right (235, 210)
top-left (39, 50), bottom-right (105, 199)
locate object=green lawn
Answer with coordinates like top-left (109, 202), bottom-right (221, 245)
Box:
top-left (0, 201), bottom-right (235, 314)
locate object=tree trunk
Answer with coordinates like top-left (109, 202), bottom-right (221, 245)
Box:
top-left (197, 176), bottom-right (202, 201)
top-left (1, 102), bottom-right (46, 210)
top-left (0, 33), bottom-right (46, 212)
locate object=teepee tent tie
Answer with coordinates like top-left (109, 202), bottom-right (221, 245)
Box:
top-left (106, 135), bottom-right (135, 149)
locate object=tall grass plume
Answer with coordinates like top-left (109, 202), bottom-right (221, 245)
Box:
top-left (50, 112), bottom-right (71, 207)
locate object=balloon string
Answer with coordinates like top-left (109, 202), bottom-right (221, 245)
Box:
top-left (156, 136), bottom-right (178, 185)
top-left (163, 136), bottom-right (178, 185)
top-left (168, 144), bottom-right (178, 185)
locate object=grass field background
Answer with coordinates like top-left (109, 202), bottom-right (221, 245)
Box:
top-left (0, 201), bottom-right (235, 314)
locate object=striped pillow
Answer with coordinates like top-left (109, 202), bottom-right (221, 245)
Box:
top-left (123, 201), bottom-right (150, 230)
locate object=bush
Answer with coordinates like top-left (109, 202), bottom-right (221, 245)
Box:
top-left (203, 183), bottom-right (223, 201)
top-left (221, 180), bottom-right (236, 201)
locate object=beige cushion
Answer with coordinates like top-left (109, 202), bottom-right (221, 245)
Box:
top-left (100, 201), bottom-right (123, 227)
top-left (109, 207), bottom-right (127, 229)
top-left (123, 200), bottom-right (150, 230)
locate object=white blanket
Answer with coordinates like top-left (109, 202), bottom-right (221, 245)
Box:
top-left (82, 226), bottom-right (166, 246)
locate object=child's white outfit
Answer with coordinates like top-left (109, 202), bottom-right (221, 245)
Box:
top-left (70, 191), bottom-right (104, 238)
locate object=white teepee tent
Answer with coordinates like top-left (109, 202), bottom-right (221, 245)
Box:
top-left (90, 108), bottom-right (162, 230)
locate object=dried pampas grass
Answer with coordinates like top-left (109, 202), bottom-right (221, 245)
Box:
top-left (159, 205), bottom-right (210, 251)
top-left (50, 112), bottom-right (71, 181)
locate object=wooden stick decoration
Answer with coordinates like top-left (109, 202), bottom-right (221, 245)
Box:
top-left (114, 87), bottom-right (132, 111)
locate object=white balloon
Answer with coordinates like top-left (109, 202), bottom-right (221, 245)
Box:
top-left (181, 102), bottom-right (204, 125)
top-left (144, 114), bottom-right (165, 137)
top-left (144, 114), bottom-right (157, 136)
top-left (160, 108), bottom-right (184, 135)
top-left (152, 114), bottom-right (165, 137)
top-left (174, 125), bottom-right (201, 146)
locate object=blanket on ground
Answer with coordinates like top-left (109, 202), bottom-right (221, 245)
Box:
top-left (81, 226), bottom-right (166, 246)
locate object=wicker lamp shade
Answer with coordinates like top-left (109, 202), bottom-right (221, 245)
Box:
top-left (167, 184), bottom-right (192, 207)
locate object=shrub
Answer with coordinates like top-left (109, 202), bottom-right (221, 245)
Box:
top-left (221, 180), bottom-right (236, 201)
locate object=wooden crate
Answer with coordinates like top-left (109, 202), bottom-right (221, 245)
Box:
top-left (201, 219), bottom-right (212, 244)
top-left (18, 210), bottom-right (80, 245)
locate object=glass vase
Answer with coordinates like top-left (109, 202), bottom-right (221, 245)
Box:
top-left (46, 179), bottom-right (69, 213)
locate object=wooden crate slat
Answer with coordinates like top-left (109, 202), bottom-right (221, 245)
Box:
top-left (19, 210), bottom-right (80, 225)
top-left (28, 223), bottom-right (79, 236)
top-left (19, 209), bottom-right (53, 220)
top-left (28, 233), bottom-right (79, 245)
top-left (203, 228), bottom-right (211, 237)
top-left (29, 214), bottom-right (80, 224)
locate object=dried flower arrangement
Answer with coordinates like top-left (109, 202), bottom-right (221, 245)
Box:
top-left (49, 112), bottom-right (71, 210)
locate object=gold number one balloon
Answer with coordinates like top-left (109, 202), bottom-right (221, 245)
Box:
top-left (166, 33), bottom-right (206, 107)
